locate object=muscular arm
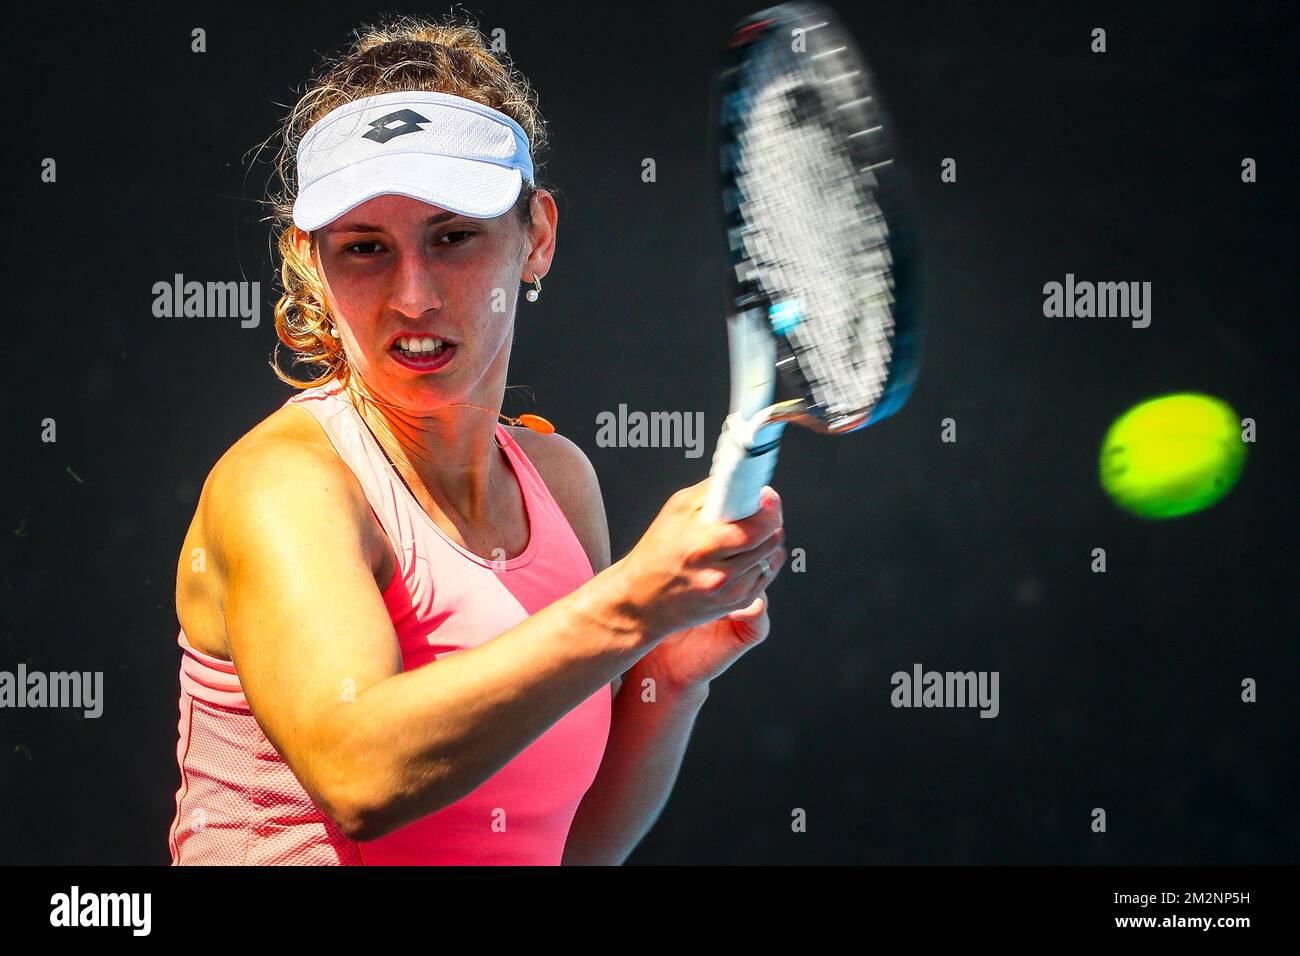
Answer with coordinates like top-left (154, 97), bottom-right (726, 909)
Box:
top-left (520, 431), bottom-right (711, 866)
top-left (209, 437), bottom-right (651, 841)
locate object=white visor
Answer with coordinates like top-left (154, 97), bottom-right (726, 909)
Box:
top-left (292, 90), bottom-right (535, 232)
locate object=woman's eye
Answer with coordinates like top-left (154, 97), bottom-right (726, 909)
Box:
top-left (342, 233), bottom-right (474, 256)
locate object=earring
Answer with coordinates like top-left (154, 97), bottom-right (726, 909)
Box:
top-left (328, 324), bottom-right (340, 338)
top-left (525, 274), bottom-right (542, 302)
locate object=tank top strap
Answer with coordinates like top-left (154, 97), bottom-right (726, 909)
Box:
top-left (492, 422), bottom-right (550, 509)
top-left (493, 422), bottom-right (591, 575)
top-left (283, 384), bottom-right (410, 564)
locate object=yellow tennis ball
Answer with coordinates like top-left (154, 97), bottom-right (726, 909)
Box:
top-left (1099, 393), bottom-right (1246, 519)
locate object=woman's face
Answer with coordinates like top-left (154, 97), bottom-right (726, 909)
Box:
top-left (304, 191), bottom-right (553, 411)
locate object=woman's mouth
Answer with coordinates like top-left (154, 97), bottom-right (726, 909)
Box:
top-left (390, 335), bottom-right (456, 372)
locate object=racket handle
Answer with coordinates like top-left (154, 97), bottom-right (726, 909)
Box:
top-left (703, 412), bottom-right (786, 521)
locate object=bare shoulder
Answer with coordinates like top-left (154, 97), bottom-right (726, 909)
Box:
top-left (176, 404), bottom-right (387, 657)
top-left (206, 406), bottom-right (343, 505)
top-left (202, 405), bottom-right (379, 560)
top-left (509, 427), bottom-right (610, 572)
top-left (509, 427), bottom-right (599, 500)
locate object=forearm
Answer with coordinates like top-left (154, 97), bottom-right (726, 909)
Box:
top-left (331, 565), bottom-right (653, 839)
top-left (561, 666), bottom-right (710, 865)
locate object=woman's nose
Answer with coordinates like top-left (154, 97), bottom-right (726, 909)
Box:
top-left (389, 250), bottom-right (445, 312)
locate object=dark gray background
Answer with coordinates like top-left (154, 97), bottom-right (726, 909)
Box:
top-left (2, 0), bottom-right (1295, 864)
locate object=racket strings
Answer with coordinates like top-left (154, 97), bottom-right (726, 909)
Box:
top-left (725, 15), bottom-right (903, 425)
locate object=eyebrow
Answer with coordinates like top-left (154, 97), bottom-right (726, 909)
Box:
top-left (326, 211), bottom-right (463, 234)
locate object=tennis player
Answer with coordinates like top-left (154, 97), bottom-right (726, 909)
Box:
top-left (167, 15), bottom-right (785, 865)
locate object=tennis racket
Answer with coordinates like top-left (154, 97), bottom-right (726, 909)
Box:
top-left (702, 1), bottom-right (921, 521)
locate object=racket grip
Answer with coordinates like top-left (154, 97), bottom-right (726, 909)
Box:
top-left (703, 412), bottom-right (786, 521)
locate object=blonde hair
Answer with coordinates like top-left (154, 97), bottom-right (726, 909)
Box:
top-left (264, 13), bottom-right (550, 389)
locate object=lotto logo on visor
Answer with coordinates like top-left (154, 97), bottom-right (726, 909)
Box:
top-left (292, 90), bottom-right (536, 232)
top-left (363, 108), bottom-right (432, 144)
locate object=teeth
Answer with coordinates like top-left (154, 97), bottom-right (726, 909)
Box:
top-left (396, 336), bottom-right (444, 354)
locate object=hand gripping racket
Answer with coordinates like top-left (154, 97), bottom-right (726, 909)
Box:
top-left (702, 1), bottom-right (922, 521)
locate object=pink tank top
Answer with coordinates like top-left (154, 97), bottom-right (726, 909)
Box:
top-left (168, 382), bottom-right (612, 865)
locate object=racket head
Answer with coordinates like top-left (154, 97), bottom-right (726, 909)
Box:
top-left (714, 1), bottom-right (921, 434)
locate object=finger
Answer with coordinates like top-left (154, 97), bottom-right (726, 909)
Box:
top-left (702, 491), bottom-right (784, 559)
top-left (698, 481), bottom-right (780, 519)
top-left (721, 546), bottom-right (785, 606)
top-left (723, 535), bottom-right (786, 576)
top-left (726, 594), bottom-right (770, 644)
top-left (727, 593), bottom-right (767, 623)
